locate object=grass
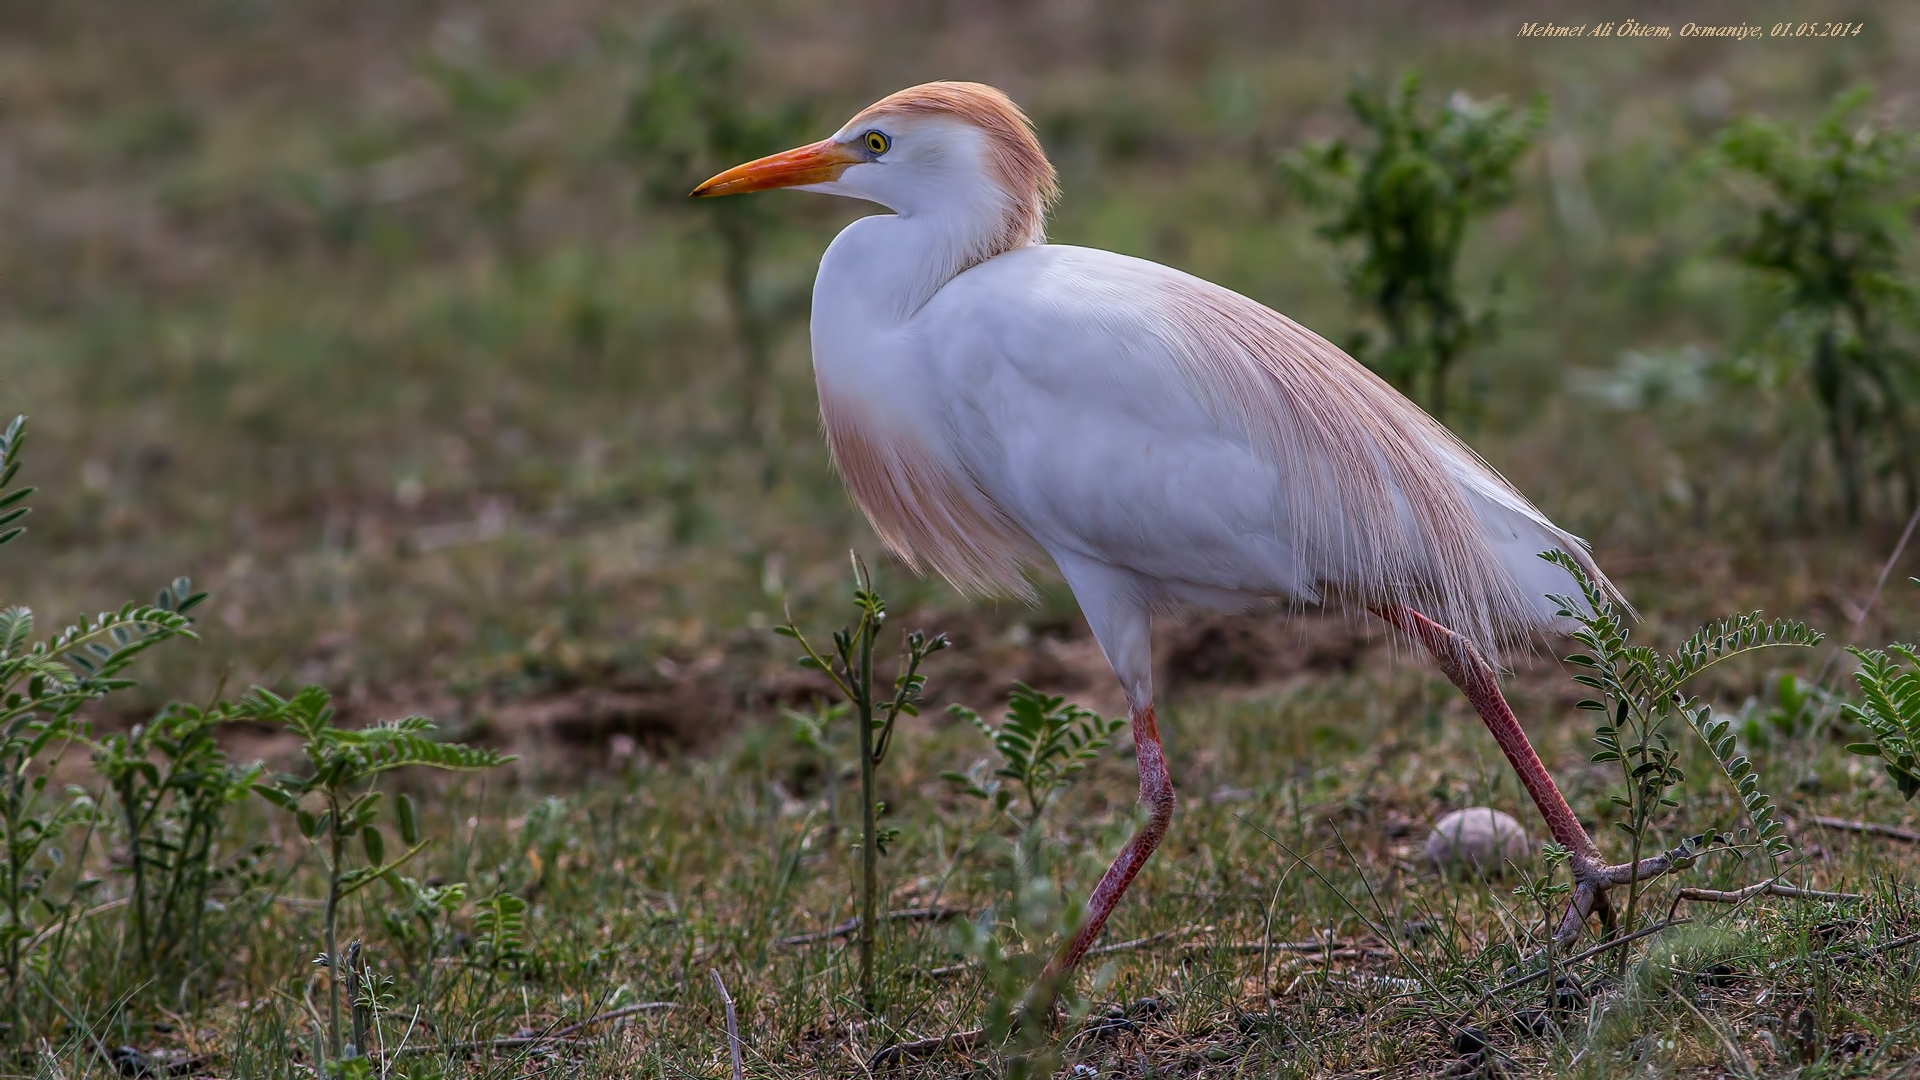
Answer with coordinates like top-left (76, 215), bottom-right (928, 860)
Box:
top-left (31, 639), bottom-right (1920, 1076)
top-left (7, 0), bottom-right (1920, 1075)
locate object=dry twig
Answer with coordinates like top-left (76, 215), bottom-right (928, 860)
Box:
top-left (1833, 931), bottom-right (1920, 963)
top-left (1669, 882), bottom-right (1862, 906)
top-left (1196, 940), bottom-right (1390, 959)
top-left (1087, 923), bottom-right (1211, 957)
top-left (774, 905), bottom-right (965, 946)
top-left (868, 1028), bottom-right (982, 1069)
top-left (1809, 815), bottom-right (1920, 844)
top-left (383, 1002), bottom-right (675, 1057)
top-left (25, 897), bottom-right (129, 951)
top-left (710, 970), bottom-right (744, 1080)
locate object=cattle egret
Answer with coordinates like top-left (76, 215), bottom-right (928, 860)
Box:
top-left (695, 81), bottom-right (1648, 1002)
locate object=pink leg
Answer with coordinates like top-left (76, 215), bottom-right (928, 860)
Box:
top-left (1038, 702), bottom-right (1174, 996)
top-left (870, 714), bottom-right (1169, 1068)
top-left (1374, 605), bottom-right (1601, 863)
top-left (1379, 604), bottom-right (1713, 945)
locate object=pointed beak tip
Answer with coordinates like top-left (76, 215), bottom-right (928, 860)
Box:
top-left (686, 139), bottom-right (855, 200)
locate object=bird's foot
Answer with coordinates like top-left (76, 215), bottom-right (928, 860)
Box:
top-left (1553, 833), bottom-right (1726, 947)
top-left (1554, 856), bottom-right (1631, 948)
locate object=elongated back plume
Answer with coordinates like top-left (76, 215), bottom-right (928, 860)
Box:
top-left (1152, 272), bottom-right (1620, 653)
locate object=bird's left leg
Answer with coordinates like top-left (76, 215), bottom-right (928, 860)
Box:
top-left (876, 698), bottom-right (1175, 1066)
top-left (1376, 604), bottom-right (1700, 947)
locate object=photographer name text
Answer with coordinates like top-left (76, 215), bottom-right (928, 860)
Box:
top-left (1517, 20), bottom-right (1864, 40)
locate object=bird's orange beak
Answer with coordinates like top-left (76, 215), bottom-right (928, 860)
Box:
top-left (690, 139), bottom-right (862, 198)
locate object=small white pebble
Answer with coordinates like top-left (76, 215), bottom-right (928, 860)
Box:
top-left (1424, 807), bottom-right (1530, 877)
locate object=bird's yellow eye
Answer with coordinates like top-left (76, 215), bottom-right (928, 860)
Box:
top-left (864, 130), bottom-right (890, 155)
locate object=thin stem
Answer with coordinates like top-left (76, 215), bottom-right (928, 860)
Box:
top-left (118, 773), bottom-right (151, 979)
top-left (1541, 877), bottom-right (1558, 1015)
top-left (325, 794), bottom-right (343, 1062)
top-left (183, 806), bottom-right (217, 989)
top-left (855, 607), bottom-right (878, 1014)
top-left (1620, 713), bottom-right (1645, 977)
top-left (5, 767), bottom-right (21, 1049)
top-left (710, 970), bottom-right (744, 1080)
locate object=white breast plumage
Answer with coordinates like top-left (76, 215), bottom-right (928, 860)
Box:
top-left (817, 383), bottom-right (1036, 600)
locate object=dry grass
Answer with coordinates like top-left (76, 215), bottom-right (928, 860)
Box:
top-left (32, 621), bottom-right (1920, 1077)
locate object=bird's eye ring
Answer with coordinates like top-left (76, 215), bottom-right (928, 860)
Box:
top-left (864, 130), bottom-right (890, 155)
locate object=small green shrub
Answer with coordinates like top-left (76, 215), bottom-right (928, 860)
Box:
top-left (1546, 550), bottom-right (1819, 959)
top-left (947, 836), bottom-right (1101, 1075)
top-left (1842, 640), bottom-right (1920, 800)
top-left (1282, 72), bottom-right (1544, 421)
top-left (247, 684), bottom-right (513, 1063)
top-left (785, 697), bottom-right (851, 842)
top-left (473, 891), bottom-right (530, 972)
top-left (379, 874), bottom-right (468, 1009)
top-left (620, 9), bottom-right (816, 450)
top-left (1736, 671), bottom-right (1833, 746)
top-left (90, 699), bottom-right (272, 1003)
top-left (1715, 87), bottom-right (1917, 523)
top-left (0, 416), bottom-right (217, 1046)
top-left (943, 682), bottom-right (1124, 833)
top-left (417, 49), bottom-right (548, 263)
top-left (776, 556), bottom-right (946, 1013)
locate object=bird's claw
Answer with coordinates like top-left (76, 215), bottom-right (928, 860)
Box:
top-left (1553, 834), bottom-right (1726, 947)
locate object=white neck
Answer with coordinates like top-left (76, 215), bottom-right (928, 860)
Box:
top-left (815, 208), bottom-right (1002, 326)
top-left (808, 205), bottom-right (1020, 442)
top-left (807, 120), bottom-right (1035, 324)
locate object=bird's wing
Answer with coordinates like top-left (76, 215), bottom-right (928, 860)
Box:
top-left (913, 244), bottom-right (1619, 651)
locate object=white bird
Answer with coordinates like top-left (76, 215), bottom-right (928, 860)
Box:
top-left (694, 81), bottom-right (1645, 1003)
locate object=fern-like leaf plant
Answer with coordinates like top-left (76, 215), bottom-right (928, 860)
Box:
top-left (247, 685), bottom-right (511, 1063)
top-left (0, 415), bottom-right (217, 1045)
top-left (1843, 643), bottom-right (1920, 800)
top-left (944, 682), bottom-right (1126, 832)
top-left (1542, 551), bottom-right (1820, 950)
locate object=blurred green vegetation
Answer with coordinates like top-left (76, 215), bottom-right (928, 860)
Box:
top-left (1716, 88), bottom-right (1917, 523)
top-left (1281, 73), bottom-right (1544, 420)
top-left (0, 0), bottom-right (1915, 717)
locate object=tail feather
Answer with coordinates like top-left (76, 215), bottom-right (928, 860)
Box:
top-left (1451, 460), bottom-right (1630, 632)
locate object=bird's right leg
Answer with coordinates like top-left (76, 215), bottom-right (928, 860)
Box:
top-left (869, 567), bottom-right (1166, 1068)
top-left (1030, 561), bottom-right (1170, 1011)
top-left (1376, 604), bottom-right (1700, 947)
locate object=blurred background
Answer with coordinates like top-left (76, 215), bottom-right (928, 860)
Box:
top-left (1, 0), bottom-right (1914, 748)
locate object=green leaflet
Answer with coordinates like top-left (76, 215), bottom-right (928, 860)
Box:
top-left (1842, 642), bottom-right (1920, 800)
top-left (1542, 549), bottom-right (1815, 863)
top-left (945, 681), bottom-right (1127, 831)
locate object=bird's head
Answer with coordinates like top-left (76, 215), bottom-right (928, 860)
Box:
top-left (692, 81), bottom-right (1058, 264)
